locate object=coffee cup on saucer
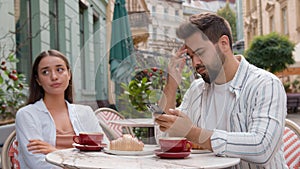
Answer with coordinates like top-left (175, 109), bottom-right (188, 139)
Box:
top-left (73, 132), bottom-right (103, 146)
top-left (159, 137), bottom-right (192, 152)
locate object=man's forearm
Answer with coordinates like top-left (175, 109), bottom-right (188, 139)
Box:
top-left (186, 126), bottom-right (213, 151)
top-left (159, 74), bottom-right (179, 113)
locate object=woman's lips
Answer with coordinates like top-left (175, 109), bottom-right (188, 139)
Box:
top-left (50, 83), bottom-right (62, 88)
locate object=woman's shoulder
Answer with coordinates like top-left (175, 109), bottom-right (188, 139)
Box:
top-left (72, 104), bottom-right (92, 110)
top-left (70, 104), bottom-right (94, 114)
top-left (15, 103), bottom-right (43, 124)
top-left (16, 103), bottom-right (37, 116)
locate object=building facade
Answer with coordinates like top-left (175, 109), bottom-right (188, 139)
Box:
top-left (243, 0), bottom-right (300, 62)
top-left (145, 0), bottom-right (184, 54)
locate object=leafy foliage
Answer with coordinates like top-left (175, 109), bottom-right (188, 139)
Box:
top-left (217, 2), bottom-right (237, 42)
top-left (245, 32), bottom-right (295, 73)
top-left (0, 53), bottom-right (28, 120)
top-left (119, 67), bottom-right (192, 118)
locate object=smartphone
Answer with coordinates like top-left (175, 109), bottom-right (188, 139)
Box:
top-left (146, 104), bottom-right (166, 115)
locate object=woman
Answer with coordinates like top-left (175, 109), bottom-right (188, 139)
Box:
top-left (16, 50), bottom-right (108, 169)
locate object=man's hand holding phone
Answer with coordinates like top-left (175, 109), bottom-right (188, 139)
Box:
top-left (146, 104), bottom-right (166, 115)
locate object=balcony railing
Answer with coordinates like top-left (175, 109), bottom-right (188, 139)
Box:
top-left (128, 11), bottom-right (151, 28)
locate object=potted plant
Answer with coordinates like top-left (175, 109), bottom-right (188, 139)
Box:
top-left (0, 53), bottom-right (28, 125)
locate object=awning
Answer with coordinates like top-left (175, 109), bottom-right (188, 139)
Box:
top-left (109, 0), bottom-right (135, 83)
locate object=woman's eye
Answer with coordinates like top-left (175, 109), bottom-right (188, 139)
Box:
top-left (57, 68), bottom-right (64, 72)
top-left (42, 70), bottom-right (49, 75)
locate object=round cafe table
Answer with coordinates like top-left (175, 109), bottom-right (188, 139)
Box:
top-left (46, 146), bottom-right (240, 169)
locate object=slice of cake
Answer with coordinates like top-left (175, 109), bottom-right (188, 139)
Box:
top-left (110, 134), bottom-right (144, 151)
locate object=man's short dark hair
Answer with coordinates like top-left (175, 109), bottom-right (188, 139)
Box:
top-left (176, 12), bottom-right (233, 50)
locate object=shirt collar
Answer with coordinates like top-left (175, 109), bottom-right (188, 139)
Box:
top-left (229, 55), bottom-right (249, 92)
top-left (34, 98), bottom-right (73, 113)
top-left (202, 55), bottom-right (250, 96)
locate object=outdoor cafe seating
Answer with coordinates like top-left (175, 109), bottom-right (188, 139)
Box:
top-left (287, 93), bottom-right (300, 113)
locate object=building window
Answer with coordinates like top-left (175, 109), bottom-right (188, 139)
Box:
top-left (281, 6), bottom-right (288, 35)
top-left (164, 8), bottom-right (168, 14)
top-left (269, 15), bottom-right (275, 32)
top-left (153, 27), bottom-right (157, 40)
top-left (79, 4), bottom-right (87, 89)
top-left (175, 10), bottom-right (179, 16)
top-left (49, 0), bottom-right (59, 50)
top-left (246, 0), bottom-right (250, 16)
top-left (164, 7), bottom-right (168, 19)
top-left (251, 0), bottom-right (256, 11)
top-left (93, 11), bottom-right (100, 72)
top-left (253, 25), bottom-right (257, 36)
top-left (15, 0), bottom-right (32, 82)
top-left (152, 6), bottom-right (156, 15)
top-left (164, 27), bottom-right (169, 40)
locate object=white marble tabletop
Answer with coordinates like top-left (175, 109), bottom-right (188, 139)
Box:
top-left (110, 118), bottom-right (154, 128)
top-left (46, 145), bottom-right (240, 169)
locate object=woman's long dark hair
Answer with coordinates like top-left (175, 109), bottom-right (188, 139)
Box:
top-left (27, 50), bottom-right (73, 104)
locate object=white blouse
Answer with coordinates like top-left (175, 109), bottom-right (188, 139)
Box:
top-left (16, 99), bottom-right (108, 169)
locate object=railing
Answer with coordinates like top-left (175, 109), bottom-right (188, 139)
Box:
top-left (128, 11), bottom-right (150, 28)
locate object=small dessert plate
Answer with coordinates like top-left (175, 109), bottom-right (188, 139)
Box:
top-left (103, 144), bottom-right (157, 156)
top-left (72, 143), bottom-right (106, 151)
top-left (154, 149), bottom-right (191, 159)
top-left (191, 149), bottom-right (211, 154)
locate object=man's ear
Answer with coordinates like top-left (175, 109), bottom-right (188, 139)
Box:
top-left (218, 35), bottom-right (230, 52)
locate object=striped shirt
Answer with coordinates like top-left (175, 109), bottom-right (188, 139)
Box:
top-left (178, 56), bottom-right (288, 168)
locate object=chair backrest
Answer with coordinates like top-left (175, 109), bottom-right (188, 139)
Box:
top-left (94, 107), bottom-right (134, 138)
top-left (98, 120), bottom-right (119, 141)
top-left (283, 119), bottom-right (300, 168)
top-left (1, 130), bottom-right (20, 169)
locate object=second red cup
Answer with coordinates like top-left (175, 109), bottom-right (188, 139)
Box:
top-left (159, 137), bottom-right (192, 152)
top-left (73, 132), bottom-right (103, 146)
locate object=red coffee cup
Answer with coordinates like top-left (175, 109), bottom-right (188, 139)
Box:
top-left (159, 137), bottom-right (192, 152)
top-left (73, 132), bottom-right (103, 145)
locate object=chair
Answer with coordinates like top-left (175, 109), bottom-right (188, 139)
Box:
top-left (98, 120), bottom-right (119, 141)
top-left (283, 119), bottom-right (300, 168)
top-left (1, 130), bottom-right (20, 169)
top-left (94, 107), bottom-right (134, 139)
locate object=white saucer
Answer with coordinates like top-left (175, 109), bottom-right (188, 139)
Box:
top-left (191, 149), bottom-right (212, 154)
top-left (103, 144), bottom-right (157, 156)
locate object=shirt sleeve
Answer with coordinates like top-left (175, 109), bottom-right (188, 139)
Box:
top-left (210, 77), bottom-right (287, 165)
top-left (15, 107), bottom-right (60, 169)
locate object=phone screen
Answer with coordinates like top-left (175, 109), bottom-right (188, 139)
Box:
top-left (146, 104), bottom-right (166, 114)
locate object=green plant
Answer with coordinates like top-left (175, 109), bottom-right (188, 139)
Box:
top-left (245, 32), bottom-right (295, 74)
top-left (119, 66), bottom-right (192, 118)
top-left (121, 67), bottom-right (166, 112)
top-left (217, 2), bottom-right (237, 42)
top-left (283, 81), bottom-right (291, 92)
top-left (0, 53), bottom-right (28, 121)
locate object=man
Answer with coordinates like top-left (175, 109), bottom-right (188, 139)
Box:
top-left (155, 12), bottom-right (288, 168)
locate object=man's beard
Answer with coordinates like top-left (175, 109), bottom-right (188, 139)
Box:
top-left (195, 46), bottom-right (225, 84)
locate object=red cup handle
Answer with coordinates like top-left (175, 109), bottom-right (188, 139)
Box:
top-left (73, 136), bottom-right (80, 144)
top-left (184, 141), bottom-right (192, 152)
